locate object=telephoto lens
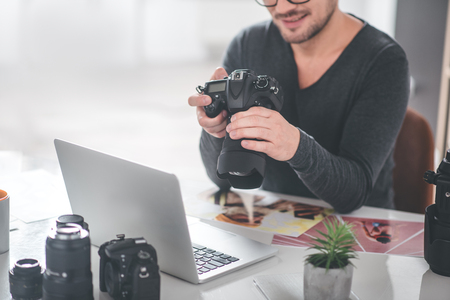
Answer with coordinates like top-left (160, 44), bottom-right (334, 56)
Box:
top-left (9, 258), bottom-right (45, 300)
top-left (42, 223), bottom-right (93, 300)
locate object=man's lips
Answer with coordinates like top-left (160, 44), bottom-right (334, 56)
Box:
top-left (279, 13), bottom-right (308, 29)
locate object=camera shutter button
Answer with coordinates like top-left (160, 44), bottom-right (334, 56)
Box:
top-left (138, 251), bottom-right (151, 260)
top-left (139, 267), bottom-right (150, 278)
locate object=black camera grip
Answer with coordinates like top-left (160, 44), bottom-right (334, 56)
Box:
top-left (204, 96), bottom-right (226, 118)
top-left (98, 243), bottom-right (108, 292)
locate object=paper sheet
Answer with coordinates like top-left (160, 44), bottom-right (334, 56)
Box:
top-left (253, 273), bottom-right (304, 300)
top-left (185, 188), bottom-right (333, 237)
top-left (0, 151), bottom-right (22, 176)
top-left (273, 215), bottom-right (425, 257)
top-left (1, 169), bottom-right (72, 223)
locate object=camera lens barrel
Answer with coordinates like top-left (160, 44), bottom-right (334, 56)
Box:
top-left (217, 130), bottom-right (266, 189)
top-left (9, 258), bottom-right (44, 300)
top-left (424, 204), bottom-right (450, 276)
top-left (43, 224), bottom-right (93, 300)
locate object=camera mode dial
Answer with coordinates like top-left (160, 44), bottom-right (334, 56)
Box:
top-left (255, 76), bottom-right (269, 90)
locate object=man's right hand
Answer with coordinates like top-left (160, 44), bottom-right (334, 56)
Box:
top-left (188, 67), bottom-right (229, 139)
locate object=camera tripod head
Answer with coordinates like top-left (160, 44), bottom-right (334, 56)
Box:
top-left (424, 149), bottom-right (450, 221)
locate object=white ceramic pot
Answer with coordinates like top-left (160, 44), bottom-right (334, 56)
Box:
top-left (303, 262), bottom-right (353, 300)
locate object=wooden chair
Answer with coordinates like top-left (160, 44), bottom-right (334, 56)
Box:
top-left (392, 107), bottom-right (435, 214)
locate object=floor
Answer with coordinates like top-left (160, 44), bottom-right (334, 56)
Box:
top-left (0, 60), bottom-right (223, 182)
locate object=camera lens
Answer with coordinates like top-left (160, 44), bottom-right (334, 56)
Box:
top-left (217, 142), bottom-right (266, 189)
top-left (42, 224), bottom-right (93, 300)
top-left (9, 258), bottom-right (44, 300)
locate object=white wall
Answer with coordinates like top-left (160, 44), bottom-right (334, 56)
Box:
top-left (0, 0), bottom-right (400, 178)
top-left (340, 0), bottom-right (398, 38)
top-left (0, 0), bottom-right (398, 68)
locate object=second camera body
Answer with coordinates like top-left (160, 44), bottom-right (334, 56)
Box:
top-left (99, 234), bottom-right (160, 300)
top-left (424, 150), bottom-right (450, 276)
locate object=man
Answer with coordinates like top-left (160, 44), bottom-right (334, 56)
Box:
top-left (188, 0), bottom-right (409, 213)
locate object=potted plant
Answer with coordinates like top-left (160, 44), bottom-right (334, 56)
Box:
top-left (303, 218), bottom-right (358, 300)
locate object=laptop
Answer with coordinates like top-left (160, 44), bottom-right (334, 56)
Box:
top-left (54, 139), bottom-right (278, 284)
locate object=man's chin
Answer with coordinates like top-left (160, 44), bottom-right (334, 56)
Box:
top-left (274, 22), bottom-right (308, 44)
top-left (278, 24), bottom-right (322, 44)
top-left (280, 31), bottom-right (309, 44)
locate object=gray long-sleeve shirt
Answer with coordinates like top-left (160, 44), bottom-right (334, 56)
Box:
top-left (200, 19), bottom-right (409, 213)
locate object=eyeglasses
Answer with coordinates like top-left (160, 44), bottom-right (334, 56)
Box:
top-left (255, 0), bottom-right (310, 7)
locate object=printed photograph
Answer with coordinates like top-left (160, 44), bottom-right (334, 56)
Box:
top-left (273, 215), bottom-right (424, 257)
top-left (186, 189), bottom-right (333, 237)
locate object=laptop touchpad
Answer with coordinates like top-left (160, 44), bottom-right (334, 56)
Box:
top-left (189, 222), bottom-right (236, 245)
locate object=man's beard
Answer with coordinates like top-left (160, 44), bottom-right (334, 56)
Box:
top-left (275, 5), bottom-right (336, 44)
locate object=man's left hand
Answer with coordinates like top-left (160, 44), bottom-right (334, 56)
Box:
top-left (226, 106), bottom-right (300, 161)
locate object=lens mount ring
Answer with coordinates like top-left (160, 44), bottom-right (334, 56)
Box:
top-left (14, 258), bottom-right (40, 270)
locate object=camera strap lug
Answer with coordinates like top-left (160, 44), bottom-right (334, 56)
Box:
top-left (196, 85), bottom-right (205, 94)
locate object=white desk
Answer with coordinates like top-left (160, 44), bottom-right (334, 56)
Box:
top-left (1, 180), bottom-right (450, 300)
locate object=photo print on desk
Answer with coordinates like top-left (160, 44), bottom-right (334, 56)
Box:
top-left (185, 188), bottom-right (334, 237)
top-left (272, 215), bottom-right (424, 257)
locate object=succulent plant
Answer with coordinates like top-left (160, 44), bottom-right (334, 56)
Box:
top-left (305, 218), bottom-right (358, 271)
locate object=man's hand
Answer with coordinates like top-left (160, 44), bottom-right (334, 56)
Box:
top-left (188, 67), bottom-right (229, 139)
top-left (225, 106), bottom-right (300, 161)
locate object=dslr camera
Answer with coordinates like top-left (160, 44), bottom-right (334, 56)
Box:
top-left (197, 69), bottom-right (284, 189)
top-left (424, 149), bottom-right (450, 276)
top-left (99, 234), bottom-right (160, 300)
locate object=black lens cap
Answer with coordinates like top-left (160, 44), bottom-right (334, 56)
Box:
top-left (56, 214), bottom-right (89, 231)
top-left (56, 214), bottom-right (84, 226)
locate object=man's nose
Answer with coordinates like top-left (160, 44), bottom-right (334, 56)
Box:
top-left (274, 0), bottom-right (300, 15)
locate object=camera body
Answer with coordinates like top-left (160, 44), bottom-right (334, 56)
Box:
top-left (99, 235), bottom-right (160, 300)
top-left (198, 69), bottom-right (283, 118)
top-left (197, 69), bottom-right (284, 189)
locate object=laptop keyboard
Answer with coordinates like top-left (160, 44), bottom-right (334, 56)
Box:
top-left (192, 243), bottom-right (240, 275)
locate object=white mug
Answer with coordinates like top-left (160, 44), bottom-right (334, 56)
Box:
top-left (0, 190), bottom-right (10, 254)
